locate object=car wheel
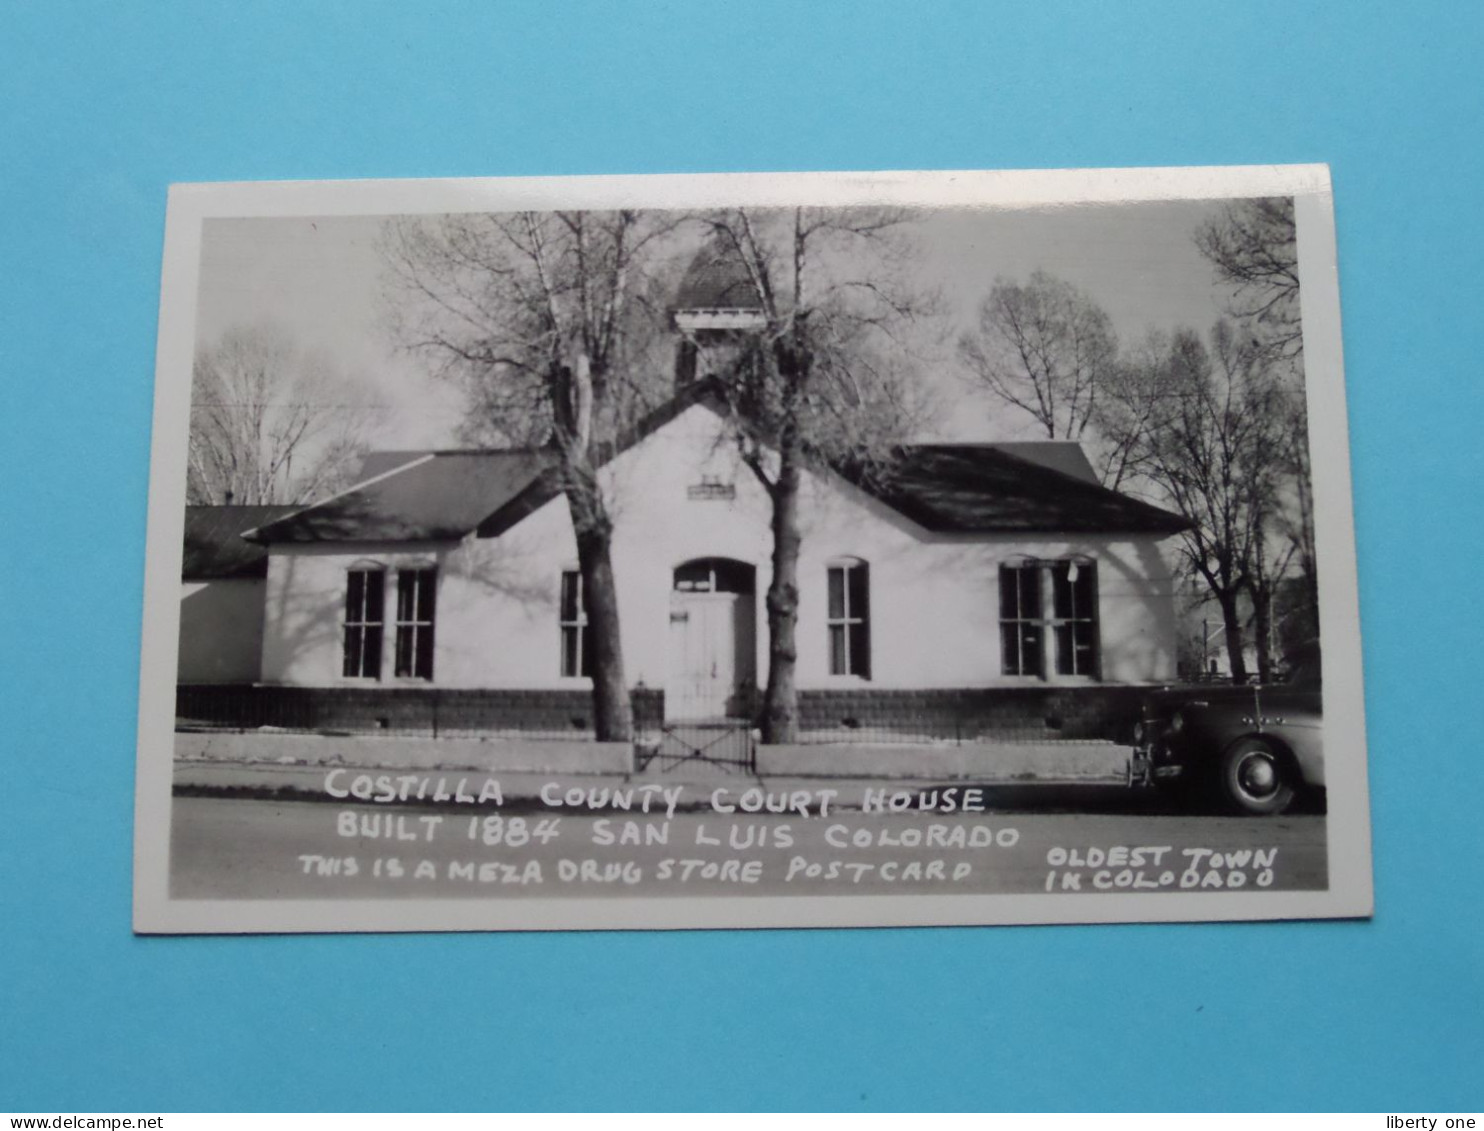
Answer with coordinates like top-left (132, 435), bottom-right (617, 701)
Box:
top-left (1219, 738), bottom-right (1296, 815)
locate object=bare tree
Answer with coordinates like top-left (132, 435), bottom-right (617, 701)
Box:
top-left (1198, 196), bottom-right (1317, 669)
top-left (187, 324), bottom-right (382, 505)
top-left (685, 208), bottom-right (933, 742)
top-left (1092, 329), bottom-right (1182, 491)
top-left (380, 210), bottom-right (680, 741)
top-left (1101, 321), bottom-right (1291, 681)
top-left (1195, 197), bottom-right (1302, 364)
top-left (1229, 378), bottom-right (1317, 677)
top-left (959, 270), bottom-right (1118, 442)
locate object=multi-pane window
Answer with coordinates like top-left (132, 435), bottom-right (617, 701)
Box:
top-left (826, 560), bottom-right (871, 678)
top-left (342, 568), bottom-right (385, 679)
top-left (999, 562), bottom-right (1044, 677)
top-left (999, 559), bottom-right (1099, 678)
top-left (394, 568), bottom-right (437, 680)
top-left (559, 569), bottom-right (591, 678)
top-left (1050, 560), bottom-right (1097, 676)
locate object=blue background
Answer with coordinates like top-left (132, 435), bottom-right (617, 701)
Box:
top-left (2, 0), bottom-right (1480, 1112)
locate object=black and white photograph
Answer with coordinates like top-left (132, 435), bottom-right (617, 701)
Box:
top-left (134, 166), bottom-right (1372, 932)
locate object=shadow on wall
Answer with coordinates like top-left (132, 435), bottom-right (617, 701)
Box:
top-left (448, 536), bottom-right (554, 607)
top-left (1099, 538), bottom-right (1179, 683)
top-left (259, 528), bottom-right (572, 689)
top-left (262, 552), bottom-right (351, 685)
top-left (440, 535), bottom-right (565, 686)
top-left (870, 535), bottom-right (1178, 686)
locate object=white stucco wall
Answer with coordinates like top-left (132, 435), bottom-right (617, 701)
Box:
top-left (259, 403), bottom-right (1180, 691)
top-left (178, 579), bottom-right (269, 684)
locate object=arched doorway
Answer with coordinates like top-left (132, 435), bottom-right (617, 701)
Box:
top-left (667, 557), bottom-right (757, 720)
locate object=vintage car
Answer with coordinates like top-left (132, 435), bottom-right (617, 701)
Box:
top-left (1130, 661), bottom-right (1324, 815)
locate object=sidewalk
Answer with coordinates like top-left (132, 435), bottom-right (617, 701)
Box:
top-left (172, 729), bottom-right (1135, 810)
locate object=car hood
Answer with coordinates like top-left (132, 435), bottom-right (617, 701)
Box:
top-left (1143, 684), bottom-right (1255, 708)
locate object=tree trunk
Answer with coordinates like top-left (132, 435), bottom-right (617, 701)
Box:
top-left (761, 436), bottom-right (803, 744)
top-left (574, 521), bottom-right (631, 741)
top-left (1297, 560), bottom-right (1320, 656)
top-left (1251, 585), bottom-right (1275, 683)
top-left (552, 354), bottom-right (631, 742)
top-left (1216, 589), bottom-right (1248, 683)
top-left (564, 460), bottom-right (632, 742)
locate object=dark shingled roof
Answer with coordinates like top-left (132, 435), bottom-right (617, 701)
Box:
top-left (245, 386), bottom-right (1187, 545)
top-left (840, 444), bottom-right (1190, 535)
top-left (672, 238), bottom-right (764, 312)
top-left (249, 450), bottom-right (553, 543)
top-left (183, 505), bottom-right (298, 579)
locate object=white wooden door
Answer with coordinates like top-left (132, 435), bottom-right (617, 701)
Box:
top-left (668, 592), bottom-right (746, 719)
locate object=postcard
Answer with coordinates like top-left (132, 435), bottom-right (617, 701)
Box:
top-left (134, 165), bottom-right (1372, 932)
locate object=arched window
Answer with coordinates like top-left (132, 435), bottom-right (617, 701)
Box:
top-left (673, 557), bottom-right (754, 594)
top-left (1050, 558), bottom-right (1097, 676)
top-left (826, 558), bottom-right (871, 678)
top-left (559, 569), bottom-right (590, 678)
top-left (343, 561), bottom-right (438, 680)
top-left (393, 566), bottom-right (437, 680)
top-left (999, 556), bottom-right (1098, 678)
top-left (342, 563), bottom-right (386, 679)
top-left (999, 558), bottom-right (1042, 677)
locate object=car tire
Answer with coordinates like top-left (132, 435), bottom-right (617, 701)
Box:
top-left (1219, 738), bottom-right (1296, 815)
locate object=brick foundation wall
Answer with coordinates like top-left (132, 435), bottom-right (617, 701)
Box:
top-left (178, 684), bottom-right (1143, 741)
top-left (178, 684), bottom-right (666, 736)
top-left (796, 686), bottom-right (1148, 742)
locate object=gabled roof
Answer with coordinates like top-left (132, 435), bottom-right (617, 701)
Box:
top-left (476, 378), bottom-right (725, 538)
top-left (183, 505), bottom-right (298, 579)
top-left (247, 381), bottom-right (728, 546)
top-left (248, 450), bottom-right (552, 543)
top-left (245, 381), bottom-right (1188, 545)
top-left (839, 445), bottom-right (1189, 536)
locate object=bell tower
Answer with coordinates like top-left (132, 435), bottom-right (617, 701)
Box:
top-left (669, 237), bottom-right (767, 390)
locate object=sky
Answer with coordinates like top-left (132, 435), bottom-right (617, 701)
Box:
top-left (193, 197), bottom-right (1236, 450)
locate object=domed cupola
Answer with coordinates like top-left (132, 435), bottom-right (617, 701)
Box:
top-left (670, 237), bottom-right (768, 389)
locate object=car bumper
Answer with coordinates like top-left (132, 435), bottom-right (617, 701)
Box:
top-left (1129, 734), bottom-right (1187, 787)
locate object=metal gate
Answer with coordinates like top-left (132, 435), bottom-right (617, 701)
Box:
top-left (639, 719), bottom-right (756, 774)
